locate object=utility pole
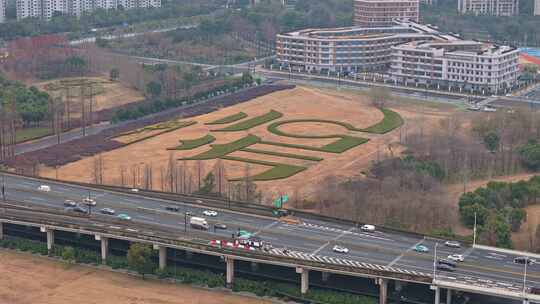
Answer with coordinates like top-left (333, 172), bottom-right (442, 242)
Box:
top-left (473, 212), bottom-right (477, 247)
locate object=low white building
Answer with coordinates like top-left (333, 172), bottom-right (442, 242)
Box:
top-left (390, 40), bottom-right (519, 93)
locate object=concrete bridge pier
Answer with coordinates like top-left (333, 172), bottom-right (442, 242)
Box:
top-left (296, 267), bottom-right (309, 295)
top-left (226, 257), bottom-right (235, 288)
top-left (0, 222), bottom-right (3, 240)
top-left (433, 286), bottom-right (441, 304)
top-left (41, 227), bottom-right (54, 254)
top-left (376, 278), bottom-right (388, 304)
top-left (321, 272), bottom-right (330, 282)
top-left (446, 289), bottom-right (452, 304)
top-left (250, 262), bottom-right (259, 272)
top-left (95, 235), bottom-right (108, 264)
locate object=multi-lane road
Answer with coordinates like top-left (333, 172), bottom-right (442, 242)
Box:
top-left (1, 173), bottom-right (538, 299)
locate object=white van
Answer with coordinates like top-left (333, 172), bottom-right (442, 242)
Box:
top-left (190, 217), bottom-right (209, 230)
top-left (37, 185), bottom-right (50, 192)
top-left (361, 224), bottom-right (375, 232)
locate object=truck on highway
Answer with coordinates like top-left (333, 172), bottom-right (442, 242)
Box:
top-left (190, 217), bottom-right (209, 230)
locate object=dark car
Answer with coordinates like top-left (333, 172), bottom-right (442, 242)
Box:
top-left (514, 257), bottom-right (536, 265)
top-left (66, 205), bottom-right (88, 214)
top-left (438, 259), bottom-right (457, 268)
top-left (165, 206), bottom-right (180, 212)
top-left (436, 263), bottom-right (455, 272)
top-left (214, 223), bottom-right (227, 230)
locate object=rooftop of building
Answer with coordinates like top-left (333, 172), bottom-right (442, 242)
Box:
top-left (395, 39), bottom-right (518, 56)
top-left (278, 21), bottom-right (461, 41)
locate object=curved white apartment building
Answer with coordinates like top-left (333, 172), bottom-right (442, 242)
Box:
top-left (276, 22), bottom-right (454, 73)
top-left (275, 21), bottom-right (519, 92)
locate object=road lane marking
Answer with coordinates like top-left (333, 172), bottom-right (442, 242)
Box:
top-left (387, 237), bottom-right (425, 267)
top-left (253, 221), bottom-right (279, 236)
top-left (311, 227), bottom-right (355, 255)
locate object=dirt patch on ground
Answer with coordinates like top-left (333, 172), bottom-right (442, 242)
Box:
top-left (0, 250), bottom-right (273, 304)
top-left (40, 86), bottom-right (459, 200)
top-left (35, 77), bottom-right (144, 118)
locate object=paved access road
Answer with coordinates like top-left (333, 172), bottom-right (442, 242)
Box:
top-left (1, 173), bottom-right (539, 293)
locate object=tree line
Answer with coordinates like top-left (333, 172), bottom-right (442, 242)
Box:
top-left (0, 0), bottom-right (218, 40)
top-left (422, 0), bottom-right (540, 46)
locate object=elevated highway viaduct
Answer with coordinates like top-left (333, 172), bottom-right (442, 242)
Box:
top-left (0, 172), bottom-right (539, 304)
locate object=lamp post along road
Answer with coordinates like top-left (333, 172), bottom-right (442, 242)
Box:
top-left (473, 212), bottom-right (477, 247)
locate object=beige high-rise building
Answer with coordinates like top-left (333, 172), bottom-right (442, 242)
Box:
top-left (354, 0), bottom-right (419, 27)
top-left (457, 0), bottom-right (519, 16)
top-left (535, 0), bottom-right (540, 15)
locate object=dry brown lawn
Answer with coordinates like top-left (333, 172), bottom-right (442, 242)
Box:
top-left (40, 86), bottom-right (459, 200)
top-left (0, 250), bottom-right (273, 304)
top-left (35, 76), bottom-right (144, 117)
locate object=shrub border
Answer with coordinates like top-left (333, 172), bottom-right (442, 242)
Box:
top-left (205, 112), bottom-right (248, 125)
top-left (240, 147), bottom-right (323, 161)
top-left (168, 134), bottom-right (216, 150)
top-left (115, 121), bottom-right (197, 146)
top-left (222, 156), bottom-right (307, 181)
top-left (180, 134), bottom-right (261, 160)
top-left (213, 110), bottom-right (283, 132)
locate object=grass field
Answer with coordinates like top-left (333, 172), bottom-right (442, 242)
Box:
top-left (15, 127), bottom-right (53, 143)
top-left (42, 86), bottom-right (440, 198)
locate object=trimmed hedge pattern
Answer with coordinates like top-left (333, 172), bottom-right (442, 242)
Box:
top-left (240, 147), bottom-right (323, 161)
top-left (360, 108), bottom-right (403, 134)
top-left (213, 110), bottom-right (283, 132)
top-left (180, 134), bottom-right (261, 160)
top-left (260, 136), bottom-right (368, 154)
top-left (205, 112), bottom-right (248, 125)
top-left (222, 156), bottom-right (307, 181)
top-left (168, 134), bottom-right (216, 150)
top-left (114, 120), bottom-right (197, 145)
top-left (267, 119), bottom-right (363, 139)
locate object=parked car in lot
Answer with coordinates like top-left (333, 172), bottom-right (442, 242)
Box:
top-left (214, 223), bottom-right (227, 230)
top-left (436, 263), bottom-right (455, 272)
top-left (448, 254), bottom-right (464, 262)
top-left (438, 259), bottom-right (457, 268)
top-left (360, 224), bottom-right (375, 232)
top-left (203, 210), bottom-right (218, 217)
top-left (100, 208), bottom-right (115, 215)
top-left (64, 200), bottom-right (77, 207)
top-left (414, 245), bottom-right (429, 253)
top-left (444, 241), bottom-right (461, 248)
top-left (332, 245), bottom-right (349, 254)
top-left (117, 213), bottom-right (132, 221)
top-left (38, 185), bottom-right (50, 192)
top-left (165, 206), bottom-right (180, 212)
top-left (514, 257), bottom-right (536, 265)
top-left (82, 197), bottom-right (96, 206)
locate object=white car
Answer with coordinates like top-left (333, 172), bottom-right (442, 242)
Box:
top-left (82, 197), bottom-right (97, 206)
top-left (444, 241), bottom-right (461, 248)
top-left (203, 210), bottom-right (218, 217)
top-left (130, 188), bottom-right (139, 192)
top-left (361, 224), bottom-right (375, 232)
top-left (448, 254), bottom-right (464, 262)
top-left (332, 245), bottom-right (349, 254)
top-left (38, 185), bottom-right (50, 192)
